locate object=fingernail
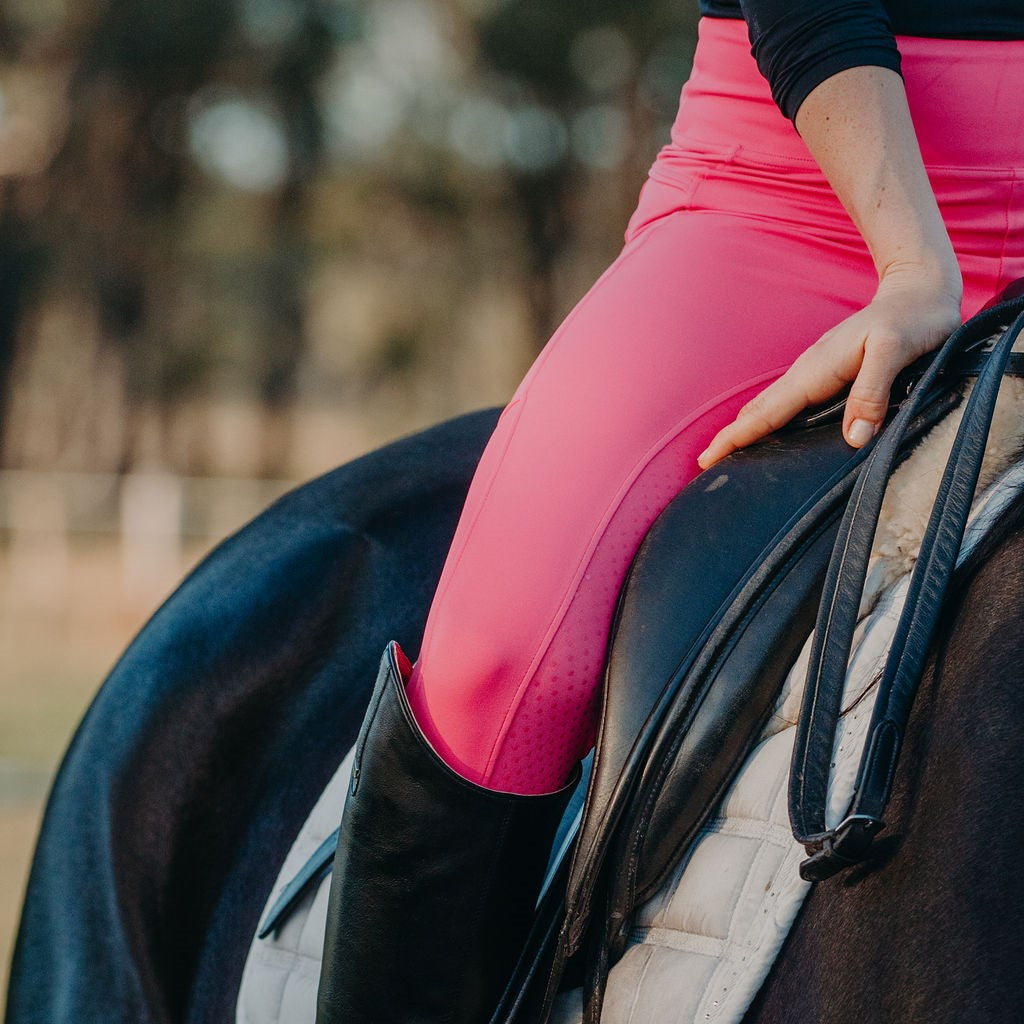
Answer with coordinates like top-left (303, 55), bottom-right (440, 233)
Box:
top-left (847, 419), bottom-right (876, 447)
top-left (697, 448), bottom-right (711, 467)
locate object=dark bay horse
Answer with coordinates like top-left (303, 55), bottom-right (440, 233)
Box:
top-left (6, 406), bottom-right (1024, 1024)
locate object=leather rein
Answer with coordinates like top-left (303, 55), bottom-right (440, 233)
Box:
top-left (790, 296), bottom-right (1024, 880)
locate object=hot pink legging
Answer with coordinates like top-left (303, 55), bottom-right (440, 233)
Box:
top-left (405, 17), bottom-right (1024, 794)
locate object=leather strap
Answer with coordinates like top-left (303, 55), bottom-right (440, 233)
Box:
top-left (257, 828), bottom-right (339, 938)
top-left (790, 297), bottom-right (1024, 881)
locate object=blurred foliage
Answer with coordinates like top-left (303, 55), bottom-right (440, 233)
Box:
top-left (0, 0), bottom-right (698, 478)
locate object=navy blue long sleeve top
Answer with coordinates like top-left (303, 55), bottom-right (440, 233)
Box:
top-left (700, 1), bottom-right (1024, 121)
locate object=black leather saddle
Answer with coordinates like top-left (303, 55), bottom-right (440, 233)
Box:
top-left (492, 282), bottom-right (1024, 1024)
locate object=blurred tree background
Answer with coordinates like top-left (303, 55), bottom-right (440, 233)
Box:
top-left (0, 0), bottom-right (699, 1005)
top-left (0, 0), bottom-right (698, 479)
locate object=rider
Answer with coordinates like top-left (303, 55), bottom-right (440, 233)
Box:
top-left (316, 1), bottom-right (1024, 1021)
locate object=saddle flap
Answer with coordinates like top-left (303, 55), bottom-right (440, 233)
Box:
top-left (561, 420), bottom-right (876, 951)
top-left (626, 514), bottom-right (838, 905)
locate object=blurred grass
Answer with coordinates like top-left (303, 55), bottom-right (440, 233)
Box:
top-left (0, 803), bottom-right (46, 1015)
top-left (0, 646), bottom-right (112, 1016)
top-left (0, 536), bottom-right (214, 1016)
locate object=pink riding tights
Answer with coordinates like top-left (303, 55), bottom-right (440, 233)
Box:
top-left (405, 18), bottom-right (1024, 794)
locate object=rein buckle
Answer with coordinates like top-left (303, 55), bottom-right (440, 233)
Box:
top-left (798, 814), bottom-right (884, 883)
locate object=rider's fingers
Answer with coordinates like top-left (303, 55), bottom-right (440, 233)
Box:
top-left (696, 356), bottom-right (825, 469)
top-left (697, 326), bottom-right (865, 470)
top-left (842, 332), bottom-right (914, 447)
top-left (697, 278), bottom-right (962, 469)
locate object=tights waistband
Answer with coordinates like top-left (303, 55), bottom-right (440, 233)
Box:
top-left (674, 18), bottom-right (1024, 172)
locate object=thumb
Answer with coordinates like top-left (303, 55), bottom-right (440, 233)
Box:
top-left (843, 337), bottom-right (902, 447)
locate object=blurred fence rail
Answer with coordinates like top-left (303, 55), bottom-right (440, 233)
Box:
top-left (0, 468), bottom-right (298, 613)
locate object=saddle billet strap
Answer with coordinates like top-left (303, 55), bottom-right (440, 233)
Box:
top-left (790, 297), bottom-right (1024, 881)
top-left (801, 308), bottom-right (1024, 878)
top-left (256, 828), bottom-right (339, 938)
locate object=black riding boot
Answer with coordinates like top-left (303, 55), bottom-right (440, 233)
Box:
top-left (315, 641), bottom-right (579, 1024)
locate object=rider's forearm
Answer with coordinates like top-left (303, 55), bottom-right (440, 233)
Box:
top-left (696, 65), bottom-right (966, 470)
top-left (793, 65), bottom-right (961, 295)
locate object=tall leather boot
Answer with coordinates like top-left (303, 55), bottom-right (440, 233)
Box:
top-left (315, 641), bottom-right (580, 1024)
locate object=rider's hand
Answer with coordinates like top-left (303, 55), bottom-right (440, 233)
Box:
top-left (698, 65), bottom-right (966, 472)
top-left (696, 263), bottom-right (963, 471)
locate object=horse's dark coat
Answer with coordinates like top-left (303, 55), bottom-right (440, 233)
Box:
top-left (746, 494), bottom-right (1024, 1024)
top-left (6, 407), bottom-right (1024, 1024)
top-left (4, 408), bottom-right (498, 1024)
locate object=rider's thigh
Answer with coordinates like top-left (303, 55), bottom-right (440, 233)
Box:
top-left (406, 206), bottom-right (875, 791)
